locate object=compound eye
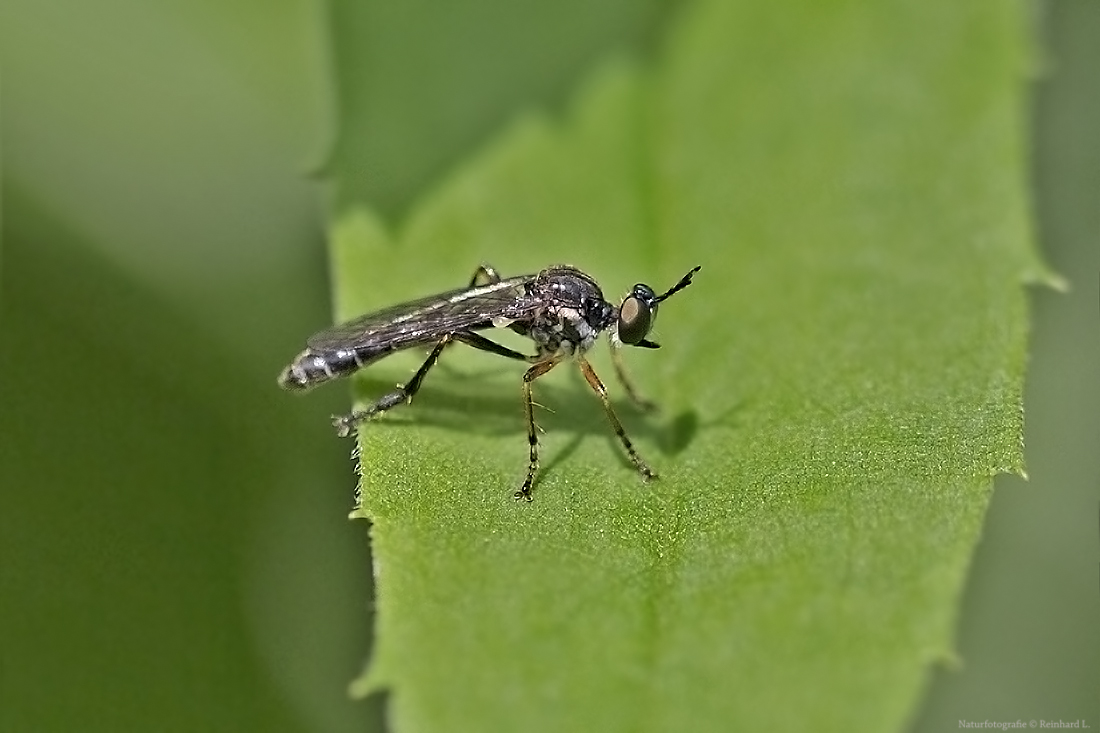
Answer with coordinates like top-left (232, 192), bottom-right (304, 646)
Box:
top-left (617, 291), bottom-right (655, 345)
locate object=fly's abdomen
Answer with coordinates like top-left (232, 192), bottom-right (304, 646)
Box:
top-left (278, 348), bottom-right (365, 391)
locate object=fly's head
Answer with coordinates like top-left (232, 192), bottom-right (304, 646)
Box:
top-left (614, 266), bottom-right (702, 349)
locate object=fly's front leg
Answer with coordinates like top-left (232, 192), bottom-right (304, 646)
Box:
top-left (578, 356), bottom-right (657, 481)
top-left (515, 357), bottom-right (561, 501)
top-left (609, 341), bottom-right (657, 412)
top-left (333, 264), bottom-right (500, 437)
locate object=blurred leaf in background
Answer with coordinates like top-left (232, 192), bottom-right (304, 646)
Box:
top-left (1, 0), bottom-right (378, 729)
top-left (325, 0), bottom-right (675, 219)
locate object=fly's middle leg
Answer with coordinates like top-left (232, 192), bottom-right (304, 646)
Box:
top-left (578, 356), bottom-right (657, 481)
top-left (515, 358), bottom-right (560, 501)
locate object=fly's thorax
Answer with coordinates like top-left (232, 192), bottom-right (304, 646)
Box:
top-left (519, 266), bottom-right (616, 357)
top-left (529, 266), bottom-right (607, 309)
top-left (528, 301), bottom-right (612, 357)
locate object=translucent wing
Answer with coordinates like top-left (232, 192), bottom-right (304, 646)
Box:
top-left (305, 275), bottom-right (537, 358)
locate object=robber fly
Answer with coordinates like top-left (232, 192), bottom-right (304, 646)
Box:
top-left (279, 263), bottom-right (701, 500)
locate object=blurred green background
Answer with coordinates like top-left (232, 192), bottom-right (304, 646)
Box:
top-left (1, 1), bottom-right (1095, 732)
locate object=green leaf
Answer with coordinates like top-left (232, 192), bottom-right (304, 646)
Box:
top-left (328, 1), bottom-right (1055, 731)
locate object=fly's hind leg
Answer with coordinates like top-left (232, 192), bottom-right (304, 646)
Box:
top-left (471, 264), bottom-right (501, 286)
top-left (332, 264), bottom-right (504, 437)
top-left (333, 336), bottom-right (452, 436)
